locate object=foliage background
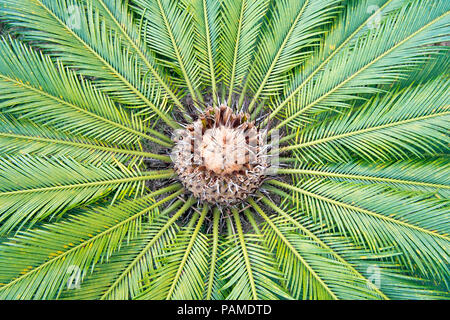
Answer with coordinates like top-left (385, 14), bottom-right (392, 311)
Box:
top-left (0, 0), bottom-right (448, 300)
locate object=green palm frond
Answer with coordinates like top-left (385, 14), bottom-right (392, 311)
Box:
top-left (136, 202), bottom-right (210, 300)
top-left (281, 77), bottom-right (449, 163)
top-left (271, 0), bottom-right (449, 129)
top-left (204, 208), bottom-right (227, 299)
top-left (0, 37), bottom-right (170, 147)
top-left (0, 114), bottom-right (170, 163)
top-left (263, 0), bottom-right (404, 124)
top-left (0, 114), bottom-right (122, 165)
top-left (181, 0), bottom-right (220, 100)
top-left (0, 0), bottom-right (448, 300)
top-left (219, 0), bottom-right (270, 104)
top-left (278, 158), bottom-right (450, 197)
top-left (266, 179), bottom-right (449, 286)
top-left (85, 0), bottom-right (186, 112)
top-left (0, 0), bottom-right (177, 127)
top-left (132, 0), bottom-right (202, 103)
top-left (0, 114), bottom-right (170, 166)
top-left (0, 185), bottom-right (183, 299)
top-left (243, 0), bottom-right (341, 112)
top-left (254, 194), bottom-right (449, 299)
top-left (218, 209), bottom-right (291, 300)
top-left (0, 155), bottom-right (173, 234)
top-left (398, 49), bottom-right (450, 87)
top-left (61, 199), bottom-right (185, 300)
top-left (251, 197), bottom-right (381, 300)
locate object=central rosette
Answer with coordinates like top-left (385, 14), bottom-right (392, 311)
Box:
top-left (201, 125), bottom-right (247, 175)
top-left (171, 105), bottom-right (270, 205)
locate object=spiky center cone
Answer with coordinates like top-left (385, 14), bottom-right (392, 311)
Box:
top-left (171, 105), bottom-right (270, 205)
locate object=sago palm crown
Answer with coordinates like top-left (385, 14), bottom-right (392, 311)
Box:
top-left (0, 0), bottom-right (448, 300)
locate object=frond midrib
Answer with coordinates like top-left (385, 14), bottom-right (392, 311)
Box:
top-left (266, 0), bottom-right (396, 123)
top-left (166, 203), bottom-right (208, 299)
top-left (247, 0), bottom-right (310, 112)
top-left (0, 73), bottom-right (172, 148)
top-left (277, 168), bottom-right (450, 190)
top-left (0, 131), bottom-right (171, 162)
top-left (0, 170), bottom-right (174, 196)
top-left (0, 185), bottom-right (184, 293)
top-left (267, 180), bottom-right (450, 241)
top-left (33, 0), bottom-right (179, 129)
top-left (281, 111), bottom-right (450, 152)
top-left (273, 11), bottom-right (450, 132)
top-left (93, 0), bottom-right (185, 111)
top-left (249, 198), bottom-right (339, 300)
top-left (253, 195), bottom-right (389, 300)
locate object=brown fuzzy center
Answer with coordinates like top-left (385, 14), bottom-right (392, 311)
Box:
top-left (171, 104), bottom-right (270, 205)
top-left (200, 126), bottom-right (247, 175)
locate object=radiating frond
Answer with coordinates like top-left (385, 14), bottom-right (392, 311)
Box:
top-left (0, 0), bottom-right (177, 127)
top-left (252, 196), bottom-right (449, 299)
top-left (61, 200), bottom-right (185, 300)
top-left (278, 158), bottom-right (450, 197)
top-left (267, 179), bottom-right (450, 286)
top-left (181, 0), bottom-right (220, 100)
top-left (217, 209), bottom-right (291, 300)
top-left (219, 0), bottom-right (270, 103)
top-left (0, 0), bottom-right (448, 301)
top-left (263, 0), bottom-right (406, 124)
top-left (204, 208), bottom-right (226, 299)
top-left (132, 0), bottom-right (202, 102)
top-left (84, 0), bottom-right (185, 113)
top-left (0, 185), bottom-right (183, 299)
top-left (244, 0), bottom-right (341, 112)
top-left (271, 0), bottom-right (450, 129)
top-left (0, 114), bottom-right (170, 164)
top-left (250, 198), bottom-right (385, 299)
top-left (281, 78), bottom-right (449, 163)
top-left (0, 37), bottom-right (171, 146)
top-left (0, 155), bottom-right (174, 234)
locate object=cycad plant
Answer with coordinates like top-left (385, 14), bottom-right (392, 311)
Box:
top-left (0, 0), bottom-right (448, 300)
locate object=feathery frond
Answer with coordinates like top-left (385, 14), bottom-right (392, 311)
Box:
top-left (182, 0), bottom-right (220, 100)
top-left (245, 0), bottom-right (341, 111)
top-left (267, 179), bottom-right (450, 286)
top-left (0, 155), bottom-right (173, 234)
top-left (281, 77), bottom-right (449, 163)
top-left (0, 0), bottom-right (177, 127)
top-left (132, 0), bottom-right (202, 103)
top-left (218, 222), bottom-right (291, 299)
top-left (0, 185), bottom-right (183, 299)
top-left (272, 0), bottom-right (450, 129)
top-left (219, 0), bottom-right (270, 104)
top-left (278, 159), bottom-right (450, 197)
